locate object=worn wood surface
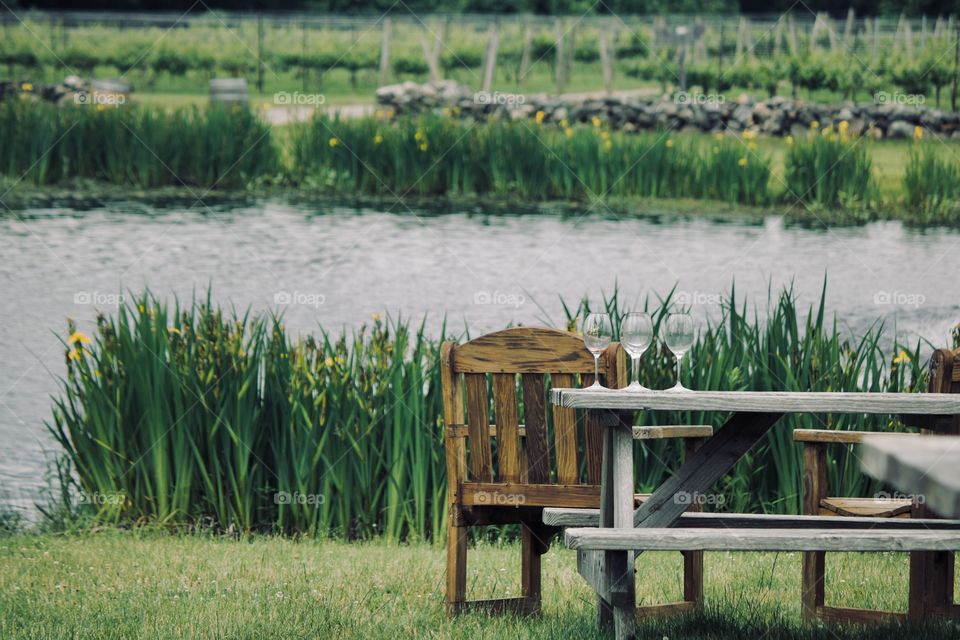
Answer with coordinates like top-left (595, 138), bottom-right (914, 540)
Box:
top-left (819, 497), bottom-right (913, 518)
top-left (456, 327), bottom-right (600, 374)
top-left (464, 373), bottom-right (493, 482)
top-left (552, 372), bottom-right (579, 484)
top-left (633, 425), bottom-right (713, 440)
top-left (492, 373), bottom-right (521, 483)
top-left (862, 434), bottom-right (960, 519)
top-left (521, 373), bottom-right (551, 484)
top-left (795, 429), bottom-right (923, 444)
top-left (566, 527), bottom-right (960, 552)
top-left (460, 482), bottom-right (600, 507)
top-left (551, 388), bottom-right (960, 414)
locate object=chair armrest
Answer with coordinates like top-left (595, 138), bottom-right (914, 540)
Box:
top-left (633, 425), bottom-right (713, 440)
top-left (794, 429), bottom-right (922, 445)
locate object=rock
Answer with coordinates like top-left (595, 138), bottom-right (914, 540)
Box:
top-left (886, 120), bottom-right (914, 139)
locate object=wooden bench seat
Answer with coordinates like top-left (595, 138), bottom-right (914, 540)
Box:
top-left (565, 527), bottom-right (960, 552)
top-left (819, 496), bottom-right (913, 518)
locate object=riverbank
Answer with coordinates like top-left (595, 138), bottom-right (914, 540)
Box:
top-left (1, 532), bottom-right (956, 640)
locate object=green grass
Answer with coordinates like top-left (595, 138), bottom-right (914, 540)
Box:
top-left (1, 532), bottom-right (958, 639)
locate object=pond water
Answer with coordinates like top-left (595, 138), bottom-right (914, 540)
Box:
top-left (2, 199), bottom-right (958, 512)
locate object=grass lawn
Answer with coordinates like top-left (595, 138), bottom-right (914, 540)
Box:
top-left (2, 532), bottom-right (959, 639)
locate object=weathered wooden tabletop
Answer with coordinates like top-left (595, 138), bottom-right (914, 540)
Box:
top-left (861, 434), bottom-right (960, 519)
top-left (550, 388), bottom-right (960, 414)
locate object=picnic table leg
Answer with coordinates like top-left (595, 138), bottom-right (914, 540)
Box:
top-left (609, 417), bottom-right (636, 640)
top-left (594, 413), bottom-right (615, 628)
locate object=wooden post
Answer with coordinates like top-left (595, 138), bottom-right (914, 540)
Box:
top-left (844, 8), bottom-right (855, 46)
top-left (301, 23), bottom-right (308, 92)
top-left (379, 18), bottom-right (391, 87)
top-left (481, 22), bottom-right (499, 93)
top-left (873, 17), bottom-right (881, 58)
top-left (773, 16), bottom-right (784, 56)
top-left (256, 15), bottom-right (264, 94)
top-left (787, 14), bottom-right (799, 55)
top-left (951, 25), bottom-right (959, 112)
top-left (554, 18), bottom-right (566, 94)
top-left (735, 17), bottom-right (746, 59)
top-left (810, 13), bottom-right (823, 53)
top-left (599, 28), bottom-right (614, 95)
top-left (801, 443), bottom-right (828, 619)
top-left (905, 17), bottom-right (915, 62)
top-left (519, 24), bottom-right (532, 86)
top-left (419, 25), bottom-right (442, 83)
top-left (921, 14), bottom-right (927, 50)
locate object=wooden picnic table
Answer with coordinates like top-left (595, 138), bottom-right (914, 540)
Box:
top-left (548, 388), bottom-right (960, 639)
top-left (862, 434), bottom-right (960, 519)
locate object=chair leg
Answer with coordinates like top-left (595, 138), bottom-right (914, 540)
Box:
top-left (682, 438), bottom-right (705, 608)
top-left (801, 443), bottom-right (827, 619)
top-left (521, 524), bottom-right (543, 614)
top-left (446, 524), bottom-right (468, 615)
top-left (909, 502), bottom-right (956, 620)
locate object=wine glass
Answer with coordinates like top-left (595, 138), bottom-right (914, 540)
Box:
top-left (621, 312), bottom-right (653, 391)
top-left (665, 312), bottom-right (695, 391)
top-left (582, 313), bottom-right (612, 389)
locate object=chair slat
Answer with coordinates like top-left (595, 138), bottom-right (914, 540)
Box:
top-left (492, 374), bottom-right (521, 483)
top-left (465, 373), bottom-right (493, 482)
top-left (521, 373), bottom-right (551, 484)
top-left (552, 373), bottom-right (579, 484)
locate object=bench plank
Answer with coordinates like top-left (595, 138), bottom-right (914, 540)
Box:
top-left (566, 527), bottom-right (960, 552)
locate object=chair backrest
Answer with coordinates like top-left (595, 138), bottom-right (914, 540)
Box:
top-left (440, 327), bottom-right (626, 510)
top-left (926, 347), bottom-right (960, 434)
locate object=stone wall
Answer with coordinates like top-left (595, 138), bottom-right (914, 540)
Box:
top-left (376, 80), bottom-right (960, 139)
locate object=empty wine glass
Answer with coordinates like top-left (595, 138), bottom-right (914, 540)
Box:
top-left (665, 312), bottom-right (695, 391)
top-left (582, 312), bottom-right (612, 389)
top-left (621, 312), bottom-right (653, 391)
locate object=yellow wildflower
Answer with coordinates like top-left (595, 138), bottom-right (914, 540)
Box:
top-left (414, 129), bottom-right (424, 141)
top-left (138, 304), bottom-right (145, 313)
top-left (67, 349), bottom-right (82, 361)
top-left (603, 139), bottom-right (613, 151)
top-left (167, 327), bottom-right (181, 335)
top-left (21, 82), bottom-right (32, 92)
top-left (713, 132), bottom-right (724, 141)
top-left (373, 134), bottom-right (383, 145)
top-left (441, 107), bottom-right (451, 117)
top-left (419, 142), bottom-right (428, 152)
top-left (838, 120), bottom-right (850, 134)
top-left (810, 120), bottom-right (820, 130)
top-left (324, 357), bottom-right (335, 367)
top-left (665, 139), bottom-right (674, 148)
top-left (743, 129), bottom-right (757, 140)
top-left (372, 313), bottom-right (381, 322)
top-left (747, 141), bottom-right (758, 151)
top-left (785, 135), bottom-right (794, 146)
top-left (535, 111), bottom-right (545, 124)
top-left (452, 106), bottom-right (461, 115)
top-left (564, 127), bottom-right (574, 138)
top-left (738, 157), bottom-right (747, 167)
top-left (68, 331), bottom-right (92, 346)
top-left (559, 118), bottom-right (569, 128)
top-left (328, 137), bottom-right (339, 147)
top-left (914, 126), bottom-right (924, 140)
top-left (591, 116), bottom-right (602, 128)
top-left (893, 350), bottom-right (910, 364)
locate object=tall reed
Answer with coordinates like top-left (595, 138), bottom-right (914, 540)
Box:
top-left (783, 125), bottom-right (874, 209)
top-left (50, 285), bottom-right (927, 538)
top-left (903, 144), bottom-right (960, 218)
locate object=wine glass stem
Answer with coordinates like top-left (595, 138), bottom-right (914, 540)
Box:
top-left (631, 355), bottom-right (640, 387)
top-left (675, 353), bottom-right (683, 387)
top-left (593, 353), bottom-right (600, 384)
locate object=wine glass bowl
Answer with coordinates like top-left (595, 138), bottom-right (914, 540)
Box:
top-left (621, 312), bottom-right (653, 390)
top-left (582, 313), bottom-right (612, 389)
top-left (665, 312), bottom-right (695, 390)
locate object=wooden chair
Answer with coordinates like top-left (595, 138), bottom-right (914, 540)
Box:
top-left (441, 326), bottom-right (711, 616)
top-left (799, 347), bottom-right (960, 622)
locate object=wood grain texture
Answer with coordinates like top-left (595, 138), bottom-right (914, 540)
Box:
top-left (861, 434), bottom-right (960, 518)
top-left (551, 388), bottom-right (960, 415)
top-left (819, 497), bottom-right (913, 518)
top-left (543, 508), bottom-right (960, 529)
top-left (492, 373), bottom-right (521, 483)
top-left (551, 373), bottom-right (579, 485)
top-left (440, 341), bottom-right (467, 509)
top-left (454, 327), bottom-right (600, 374)
top-left (565, 527), bottom-right (960, 552)
top-left (464, 373), bottom-right (493, 482)
top-left (801, 441), bottom-right (828, 618)
top-left (795, 429), bottom-right (922, 444)
top-left (460, 482), bottom-right (600, 507)
top-left (633, 425), bottom-right (713, 440)
top-left (521, 374), bottom-right (551, 484)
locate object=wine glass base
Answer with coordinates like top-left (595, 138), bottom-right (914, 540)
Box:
top-left (626, 381), bottom-right (651, 391)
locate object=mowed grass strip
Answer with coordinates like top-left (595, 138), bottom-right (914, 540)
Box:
top-left (0, 532), bottom-right (957, 640)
